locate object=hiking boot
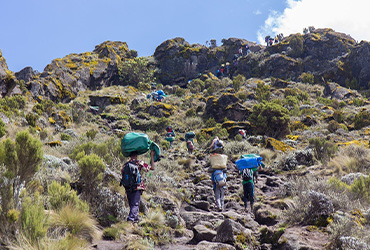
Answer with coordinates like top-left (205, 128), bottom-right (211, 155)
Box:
top-left (250, 203), bottom-right (254, 212)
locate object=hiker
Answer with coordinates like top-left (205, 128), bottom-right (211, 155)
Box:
top-left (265, 36), bottom-right (270, 46)
top-left (240, 163), bottom-right (262, 213)
top-left (166, 126), bottom-right (175, 148)
top-left (209, 136), bottom-right (224, 153)
top-left (185, 131), bottom-right (196, 154)
top-left (269, 38), bottom-right (274, 46)
top-left (238, 46), bottom-right (243, 56)
top-left (239, 129), bottom-right (247, 140)
top-left (121, 150), bottom-right (155, 223)
top-left (245, 44), bottom-right (250, 55)
top-left (187, 140), bottom-right (194, 154)
top-left (211, 169), bottom-right (227, 211)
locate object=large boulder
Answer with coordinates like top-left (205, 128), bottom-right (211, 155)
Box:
top-left (0, 49), bottom-right (17, 97)
top-left (196, 241), bottom-right (236, 250)
top-left (180, 211), bottom-right (224, 230)
top-left (214, 219), bottom-right (253, 246)
top-left (26, 41), bottom-right (133, 102)
top-left (304, 191), bottom-right (334, 225)
top-left (154, 37), bottom-right (258, 85)
top-left (192, 224), bottom-right (217, 243)
top-left (323, 82), bottom-right (360, 100)
top-left (205, 93), bottom-right (250, 123)
top-left (278, 226), bottom-right (330, 250)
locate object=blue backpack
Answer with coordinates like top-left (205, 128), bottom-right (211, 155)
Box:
top-left (120, 162), bottom-right (141, 191)
top-left (214, 170), bottom-right (226, 187)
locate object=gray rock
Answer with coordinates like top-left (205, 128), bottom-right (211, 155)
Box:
top-left (181, 211), bottom-right (224, 229)
top-left (341, 172), bottom-right (369, 185)
top-left (192, 201), bottom-right (211, 211)
top-left (339, 236), bottom-right (370, 250)
top-left (222, 210), bottom-right (259, 230)
top-left (196, 241), bottom-right (236, 250)
top-left (93, 186), bottom-right (128, 227)
top-left (304, 191), bottom-right (334, 225)
top-left (278, 149), bottom-right (314, 171)
top-left (62, 129), bottom-right (78, 138)
top-left (255, 208), bottom-right (279, 226)
top-left (278, 226), bottom-right (329, 250)
top-left (214, 219), bottom-right (252, 244)
top-left (192, 225), bottom-right (217, 243)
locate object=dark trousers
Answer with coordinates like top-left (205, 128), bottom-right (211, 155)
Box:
top-left (126, 189), bottom-right (141, 222)
top-left (243, 182), bottom-right (254, 208)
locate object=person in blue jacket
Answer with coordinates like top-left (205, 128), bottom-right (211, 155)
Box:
top-left (211, 169), bottom-right (227, 211)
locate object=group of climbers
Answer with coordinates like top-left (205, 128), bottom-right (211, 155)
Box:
top-left (265, 33), bottom-right (284, 47)
top-left (120, 124), bottom-right (263, 224)
top-left (147, 89), bottom-right (166, 102)
top-left (216, 63), bottom-right (230, 78)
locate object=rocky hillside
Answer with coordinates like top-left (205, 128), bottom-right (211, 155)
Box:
top-left (0, 27), bottom-right (370, 250)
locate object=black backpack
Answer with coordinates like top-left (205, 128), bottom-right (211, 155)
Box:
top-left (242, 168), bottom-right (253, 182)
top-left (216, 140), bottom-right (223, 148)
top-left (120, 162), bottom-right (141, 191)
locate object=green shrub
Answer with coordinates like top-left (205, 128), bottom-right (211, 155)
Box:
top-left (86, 129), bottom-right (98, 139)
top-left (137, 82), bottom-right (151, 91)
top-left (205, 117), bottom-right (217, 128)
top-left (102, 227), bottom-right (120, 240)
top-left (255, 82), bottom-right (270, 102)
top-left (21, 196), bottom-right (48, 243)
top-left (70, 138), bottom-right (122, 164)
top-left (283, 95), bottom-right (299, 107)
top-left (61, 133), bottom-right (72, 141)
top-left (354, 110), bottom-right (370, 129)
top-left (25, 112), bottom-right (39, 127)
top-left (175, 87), bottom-right (186, 97)
top-left (333, 110), bottom-right (344, 123)
top-left (288, 34), bottom-right (304, 58)
top-left (0, 119), bottom-right (5, 138)
top-left (353, 98), bottom-right (365, 107)
top-left (317, 97), bottom-right (339, 109)
top-left (185, 108), bottom-right (196, 117)
top-left (309, 137), bottom-right (338, 162)
top-left (345, 78), bottom-right (359, 90)
top-left (249, 102), bottom-right (290, 138)
top-left (300, 72), bottom-right (315, 84)
top-left (50, 205), bottom-right (99, 241)
top-left (327, 120), bottom-right (340, 133)
top-left (118, 57), bottom-right (155, 87)
top-left (48, 181), bottom-right (89, 212)
top-left (78, 154), bottom-right (105, 198)
top-left (350, 176), bottom-right (370, 201)
top-left (161, 140), bottom-right (170, 150)
top-left (212, 124), bottom-right (229, 138)
top-left (232, 74), bottom-right (245, 92)
top-left (32, 99), bottom-right (55, 115)
top-left (188, 79), bottom-right (205, 93)
top-left (234, 134), bottom-right (243, 141)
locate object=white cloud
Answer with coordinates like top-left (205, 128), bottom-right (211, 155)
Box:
top-left (254, 10), bottom-right (262, 15)
top-left (257, 0), bottom-right (369, 44)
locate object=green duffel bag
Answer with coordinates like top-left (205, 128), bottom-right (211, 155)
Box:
top-left (165, 137), bottom-right (175, 142)
top-left (121, 132), bottom-right (152, 157)
top-left (121, 132), bottom-right (161, 162)
top-left (150, 141), bottom-right (161, 162)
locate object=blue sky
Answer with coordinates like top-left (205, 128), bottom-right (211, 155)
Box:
top-left (1, 0), bottom-right (369, 73)
top-left (0, 0), bottom-right (287, 72)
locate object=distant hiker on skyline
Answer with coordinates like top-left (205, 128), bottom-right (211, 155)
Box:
top-left (265, 35), bottom-right (271, 46)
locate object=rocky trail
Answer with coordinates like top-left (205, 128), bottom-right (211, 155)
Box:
top-left (94, 152), bottom-right (330, 250)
